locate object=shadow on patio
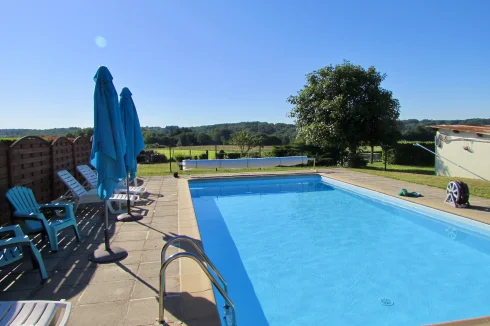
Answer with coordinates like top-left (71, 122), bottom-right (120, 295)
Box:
top-left (0, 176), bottom-right (211, 325)
top-left (0, 190), bottom-right (153, 302)
top-left (0, 203), bottom-right (105, 301)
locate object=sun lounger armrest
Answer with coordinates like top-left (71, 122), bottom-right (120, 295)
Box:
top-left (0, 225), bottom-right (25, 238)
top-left (57, 300), bottom-right (72, 326)
top-left (129, 194), bottom-right (139, 201)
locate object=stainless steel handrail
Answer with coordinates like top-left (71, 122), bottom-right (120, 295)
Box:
top-left (160, 235), bottom-right (228, 293)
top-left (159, 252), bottom-right (237, 325)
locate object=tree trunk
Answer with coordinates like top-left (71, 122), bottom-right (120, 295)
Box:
top-left (383, 147), bottom-right (387, 171)
top-left (370, 145), bottom-right (374, 164)
top-left (347, 145), bottom-right (357, 167)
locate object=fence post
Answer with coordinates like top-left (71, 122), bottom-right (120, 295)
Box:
top-left (7, 146), bottom-right (13, 188)
top-left (215, 145), bottom-right (217, 159)
top-left (51, 139), bottom-right (55, 198)
top-left (72, 139), bottom-right (77, 175)
top-left (0, 143), bottom-right (11, 226)
top-left (205, 150), bottom-right (208, 159)
top-left (383, 146), bottom-right (387, 171)
top-left (169, 147), bottom-right (172, 173)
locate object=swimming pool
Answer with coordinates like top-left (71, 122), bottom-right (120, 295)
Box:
top-left (189, 175), bottom-right (490, 325)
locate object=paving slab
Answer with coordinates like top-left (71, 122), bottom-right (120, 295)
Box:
top-left (132, 276), bottom-right (179, 300)
top-left (113, 231), bottom-right (149, 242)
top-left (78, 279), bottom-right (135, 304)
top-left (124, 298), bottom-right (166, 326)
top-left (69, 301), bottom-right (129, 326)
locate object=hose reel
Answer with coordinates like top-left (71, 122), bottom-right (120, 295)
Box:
top-left (445, 181), bottom-right (470, 208)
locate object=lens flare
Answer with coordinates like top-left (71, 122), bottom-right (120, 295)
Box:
top-left (95, 36), bottom-right (107, 48)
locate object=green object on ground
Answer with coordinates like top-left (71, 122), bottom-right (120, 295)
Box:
top-left (351, 162), bottom-right (490, 200)
top-left (398, 188), bottom-right (422, 197)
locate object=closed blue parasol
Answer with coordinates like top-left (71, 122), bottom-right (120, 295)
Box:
top-left (89, 66), bottom-right (128, 263)
top-left (117, 87), bottom-right (145, 221)
top-left (91, 67), bottom-right (127, 199)
top-left (120, 87), bottom-right (145, 179)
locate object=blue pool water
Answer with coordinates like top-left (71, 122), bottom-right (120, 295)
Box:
top-left (189, 175), bottom-right (490, 325)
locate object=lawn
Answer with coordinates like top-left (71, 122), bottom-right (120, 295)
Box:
top-left (138, 163), bottom-right (314, 176)
top-left (352, 162), bottom-right (490, 200)
top-left (138, 160), bottom-right (490, 200)
top-left (154, 145), bottom-right (274, 160)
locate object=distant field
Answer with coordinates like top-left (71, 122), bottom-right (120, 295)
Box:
top-left (154, 145), bottom-right (274, 159)
top-left (163, 145), bottom-right (274, 151)
top-left (0, 137), bottom-right (19, 144)
top-left (358, 146), bottom-right (383, 152)
top-left (138, 163), bottom-right (314, 176)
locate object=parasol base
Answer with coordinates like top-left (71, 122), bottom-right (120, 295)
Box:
top-left (117, 212), bottom-right (144, 222)
top-left (89, 246), bottom-right (128, 263)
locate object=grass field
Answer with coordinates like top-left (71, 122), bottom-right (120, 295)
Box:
top-left (153, 145), bottom-right (274, 160)
top-left (138, 163), bottom-right (314, 176)
top-left (352, 162), bottom-right (490, 199)
top-left (138, 160), bottom-right (490, 200)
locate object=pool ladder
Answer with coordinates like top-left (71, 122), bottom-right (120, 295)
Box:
top-left (160, 235), bottom-right (237, 326)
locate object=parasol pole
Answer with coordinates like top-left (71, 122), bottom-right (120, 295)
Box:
top-left (116, 171), bottom-right (144, 222)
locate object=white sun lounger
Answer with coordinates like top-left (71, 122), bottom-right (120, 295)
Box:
top-left (56, 170), bottom-right (139, 214)
top-left (0, 300), bottom-right (71, 325)
top-left (76, 165), bottom-right (146, 196)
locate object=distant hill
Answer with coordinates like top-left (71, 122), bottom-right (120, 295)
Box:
top-left (398, 118), bottom-right (490, 141)
top-left (1, 118), bottom-right (488, 145)
top-left (0, 127), bottom-right (84, 138)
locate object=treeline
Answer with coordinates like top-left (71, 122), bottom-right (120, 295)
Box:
top-left (1, 118), bottom-right (488, 145)
top-left (139, 121), bottom-right (296, 147)
top-left (0, 127), bottom-right (94, 138)
top-left (398, 118), bottom-right (489, 141)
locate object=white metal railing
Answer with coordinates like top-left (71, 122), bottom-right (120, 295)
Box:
top-left (159, 236), bottom-right (236, 325)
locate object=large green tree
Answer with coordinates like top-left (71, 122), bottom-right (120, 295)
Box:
top-left (288, 61), bottom-right (400, 165)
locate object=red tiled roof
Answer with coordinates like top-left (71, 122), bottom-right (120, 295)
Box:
top-left (429, 125), bottom-right (490, 135)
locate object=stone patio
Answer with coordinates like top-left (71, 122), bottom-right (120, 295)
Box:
top-left (0, 176), bottom-right (219, 326)
top-left (1, 169), bottom-right (489, 325)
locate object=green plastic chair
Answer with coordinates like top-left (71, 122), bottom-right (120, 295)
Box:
top-left (6, 187), bottom-right (81, 252)
top-left (0, 225), bottom-right (48, 280)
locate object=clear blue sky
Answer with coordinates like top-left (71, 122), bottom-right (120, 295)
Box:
top-left (1, 0), bottom-right (489, 129)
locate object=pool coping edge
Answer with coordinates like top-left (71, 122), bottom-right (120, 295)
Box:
top-left (319, 173), bottom-right (490, 233)
top-left (179, 171), bottom-right (490, 326)
top-left (177, 178), bottom-right (221, 324)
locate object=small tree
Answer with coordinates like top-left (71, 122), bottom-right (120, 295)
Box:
top-left (230, 131), bottom-right (259, 155)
